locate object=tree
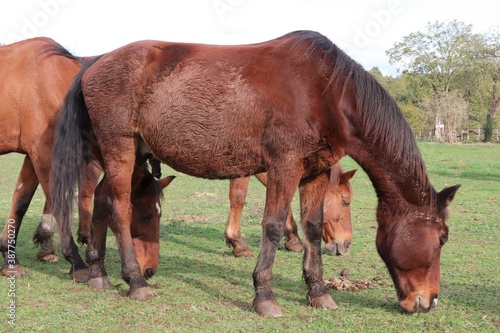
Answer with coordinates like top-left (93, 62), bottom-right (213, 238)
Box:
top-left (387, 20), bottom-right (488, 94)
top-left (421, 92), bottom-right (468, 143)
top-left (386, 20), bottom-right (496, 141)
top-left (483, 30), bottom-right (500, 142)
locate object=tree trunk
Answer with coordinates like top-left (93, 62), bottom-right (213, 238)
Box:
top-left (484, 80), bottom-right (500, 142)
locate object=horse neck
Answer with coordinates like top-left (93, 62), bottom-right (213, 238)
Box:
top-left (350, 142), bottom-right (432, 207)
top-left (329, 76), bottom-right (433, 209)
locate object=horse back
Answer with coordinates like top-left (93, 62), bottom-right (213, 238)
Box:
top-left (81, 35), bottom-right (340, 179)
top-left (0, 38), bottom-right (81, 154)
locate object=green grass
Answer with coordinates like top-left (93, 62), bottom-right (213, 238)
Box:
top-left (0, 143), bottom-right (499, 332)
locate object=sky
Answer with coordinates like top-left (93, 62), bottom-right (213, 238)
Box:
top-left (1, 0), bottom-right (498, 76)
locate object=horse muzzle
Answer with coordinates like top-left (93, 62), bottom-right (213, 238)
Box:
top-left (399, 294), bottom-right (438, 313)
top-left (324, 240), bottom-right (351, 256)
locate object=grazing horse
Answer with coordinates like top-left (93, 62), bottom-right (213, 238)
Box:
top-left (51, 31), bottom-right (459, 317)
top-left (226, 165), bottom-right (356, 257)
top-left (89, 157), bottom-right (175, 282)
top-left (0, 38), bottom-right (171, 280)
top-left (0, 37), bottom-right (99, 278)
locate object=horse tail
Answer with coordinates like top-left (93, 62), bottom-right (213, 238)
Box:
top-left (50, 55), bottom-right (102, 256)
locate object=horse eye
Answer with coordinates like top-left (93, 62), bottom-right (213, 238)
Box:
top-left (342, 200), bottom-right (350, 207)
top-left (141, 214), bottom-right (151, 222)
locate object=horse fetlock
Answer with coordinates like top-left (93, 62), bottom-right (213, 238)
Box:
top-left (76, 230), bottom-right (90, 245)
top-left (85, 247), bottom-right (101, 264)
top-left (33, 214), bottom-right (56, 244)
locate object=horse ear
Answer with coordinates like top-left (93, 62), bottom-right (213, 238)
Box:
top-left (437, 184), bottom-right (461, 210)
top-left (157, 175), bottom-right (175, 189)
top-left (340, 169), bottom-right (357, 184)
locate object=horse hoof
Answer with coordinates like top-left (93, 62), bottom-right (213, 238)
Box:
top-left (284, 238), bottom-right (304, 252)
top-left (38, 253), bottom-right (59, 262)
top-left (128, 287), bottom-right (155, 301)
top-left (88, 276), bottom-right (112, 290)
top-left (70, 268), bottom-right (90, 283)
top-left (1, 264), bottom-right (27, 277)
top-left (308, 293), bottom-right (338, 310)
top-left (233, 246), bottom-right (254, 257)
top-left (254, 299), bottom-right (283, 317)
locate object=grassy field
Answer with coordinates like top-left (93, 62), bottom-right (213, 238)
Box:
top-left (0, 143), bottom-right (499, 332)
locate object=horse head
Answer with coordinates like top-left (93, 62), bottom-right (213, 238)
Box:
top-left (375, 185), bottom-right (460, 313)
top-left (130, 171), bottom-right (175, 279)
top-left (322, 168), bottom-right (356, 255)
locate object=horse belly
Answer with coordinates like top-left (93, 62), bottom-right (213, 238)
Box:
top-left (139, 66), bottom-right (267, 179)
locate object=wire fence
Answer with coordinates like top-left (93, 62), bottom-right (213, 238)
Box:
top-left (414, 127), bottom-right (500, 142)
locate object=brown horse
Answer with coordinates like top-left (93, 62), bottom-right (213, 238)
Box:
top-left (88, 156), bottom-right (174, 283)
top-left (0, 37), bottom-right (96, 279)
top-left (0, 38), bottom-right (171, 280)
top-left (226, 165), bottom-right (356, 257)
top-left (51, 31), bottom-right (460, 317)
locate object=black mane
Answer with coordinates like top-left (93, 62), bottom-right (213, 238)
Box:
top-left (41, 39), bottom-right (85, 65)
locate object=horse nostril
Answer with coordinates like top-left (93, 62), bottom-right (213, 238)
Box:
top-left (345, 241), bottom-right (351, 250)
top-left (431, 296), bottom-right (438, 309)
top-left (144, 268), bottom-right (155, 279)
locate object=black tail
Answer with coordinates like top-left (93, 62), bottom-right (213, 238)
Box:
top-left (50, 55), bottom-right (102, 262)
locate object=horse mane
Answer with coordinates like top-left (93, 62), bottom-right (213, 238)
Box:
top-left (41, 40), bottom-right (86, 65)
top-left (287, 31), bottom-right (431, 196)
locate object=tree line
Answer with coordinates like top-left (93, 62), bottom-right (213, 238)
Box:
top-left (372, 20), bottom-right (499, 142)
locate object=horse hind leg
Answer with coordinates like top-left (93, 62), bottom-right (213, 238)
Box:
top-left (33, 203), bottom-right (59, 262)
top-left (1, 156), bottom-right (41, 276)
top-left (225, 177), bottom-right (254, 257)
top-left (299, 171), bottom-right (337, 310)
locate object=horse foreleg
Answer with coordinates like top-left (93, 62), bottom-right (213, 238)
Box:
top-left (77, 162), bottom-right (101, 245)
top-left (253, 170), bottom-right (300, 317)
top-left (225, 176), bottom-right (253, 257)
top-left (0, 155), bottom-right (39, 276)
top-left (299, 171), bottom-right (337, 310)
top-left (86, 177), bottom-right (112, 290)
top-left (254, 173), bottom-right (303, 252)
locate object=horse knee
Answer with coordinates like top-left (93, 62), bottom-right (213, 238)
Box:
top-left (231, 191), bottom-right (246, 208)
top-left (262, 222), bottom-right (285, 246)
top-left (304, 218), bottom-right (323, 242)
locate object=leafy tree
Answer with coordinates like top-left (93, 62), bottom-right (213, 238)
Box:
top-left (387, 20), bottom-right (487, 94)
top-left (387, 20), bottom-right (498, 142)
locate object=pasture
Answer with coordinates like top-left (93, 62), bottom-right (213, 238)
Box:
top-left (0, 143), bottom-right (499, 332)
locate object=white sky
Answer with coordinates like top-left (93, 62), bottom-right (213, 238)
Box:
top-left (1, 0), bottom-right (498, 76)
